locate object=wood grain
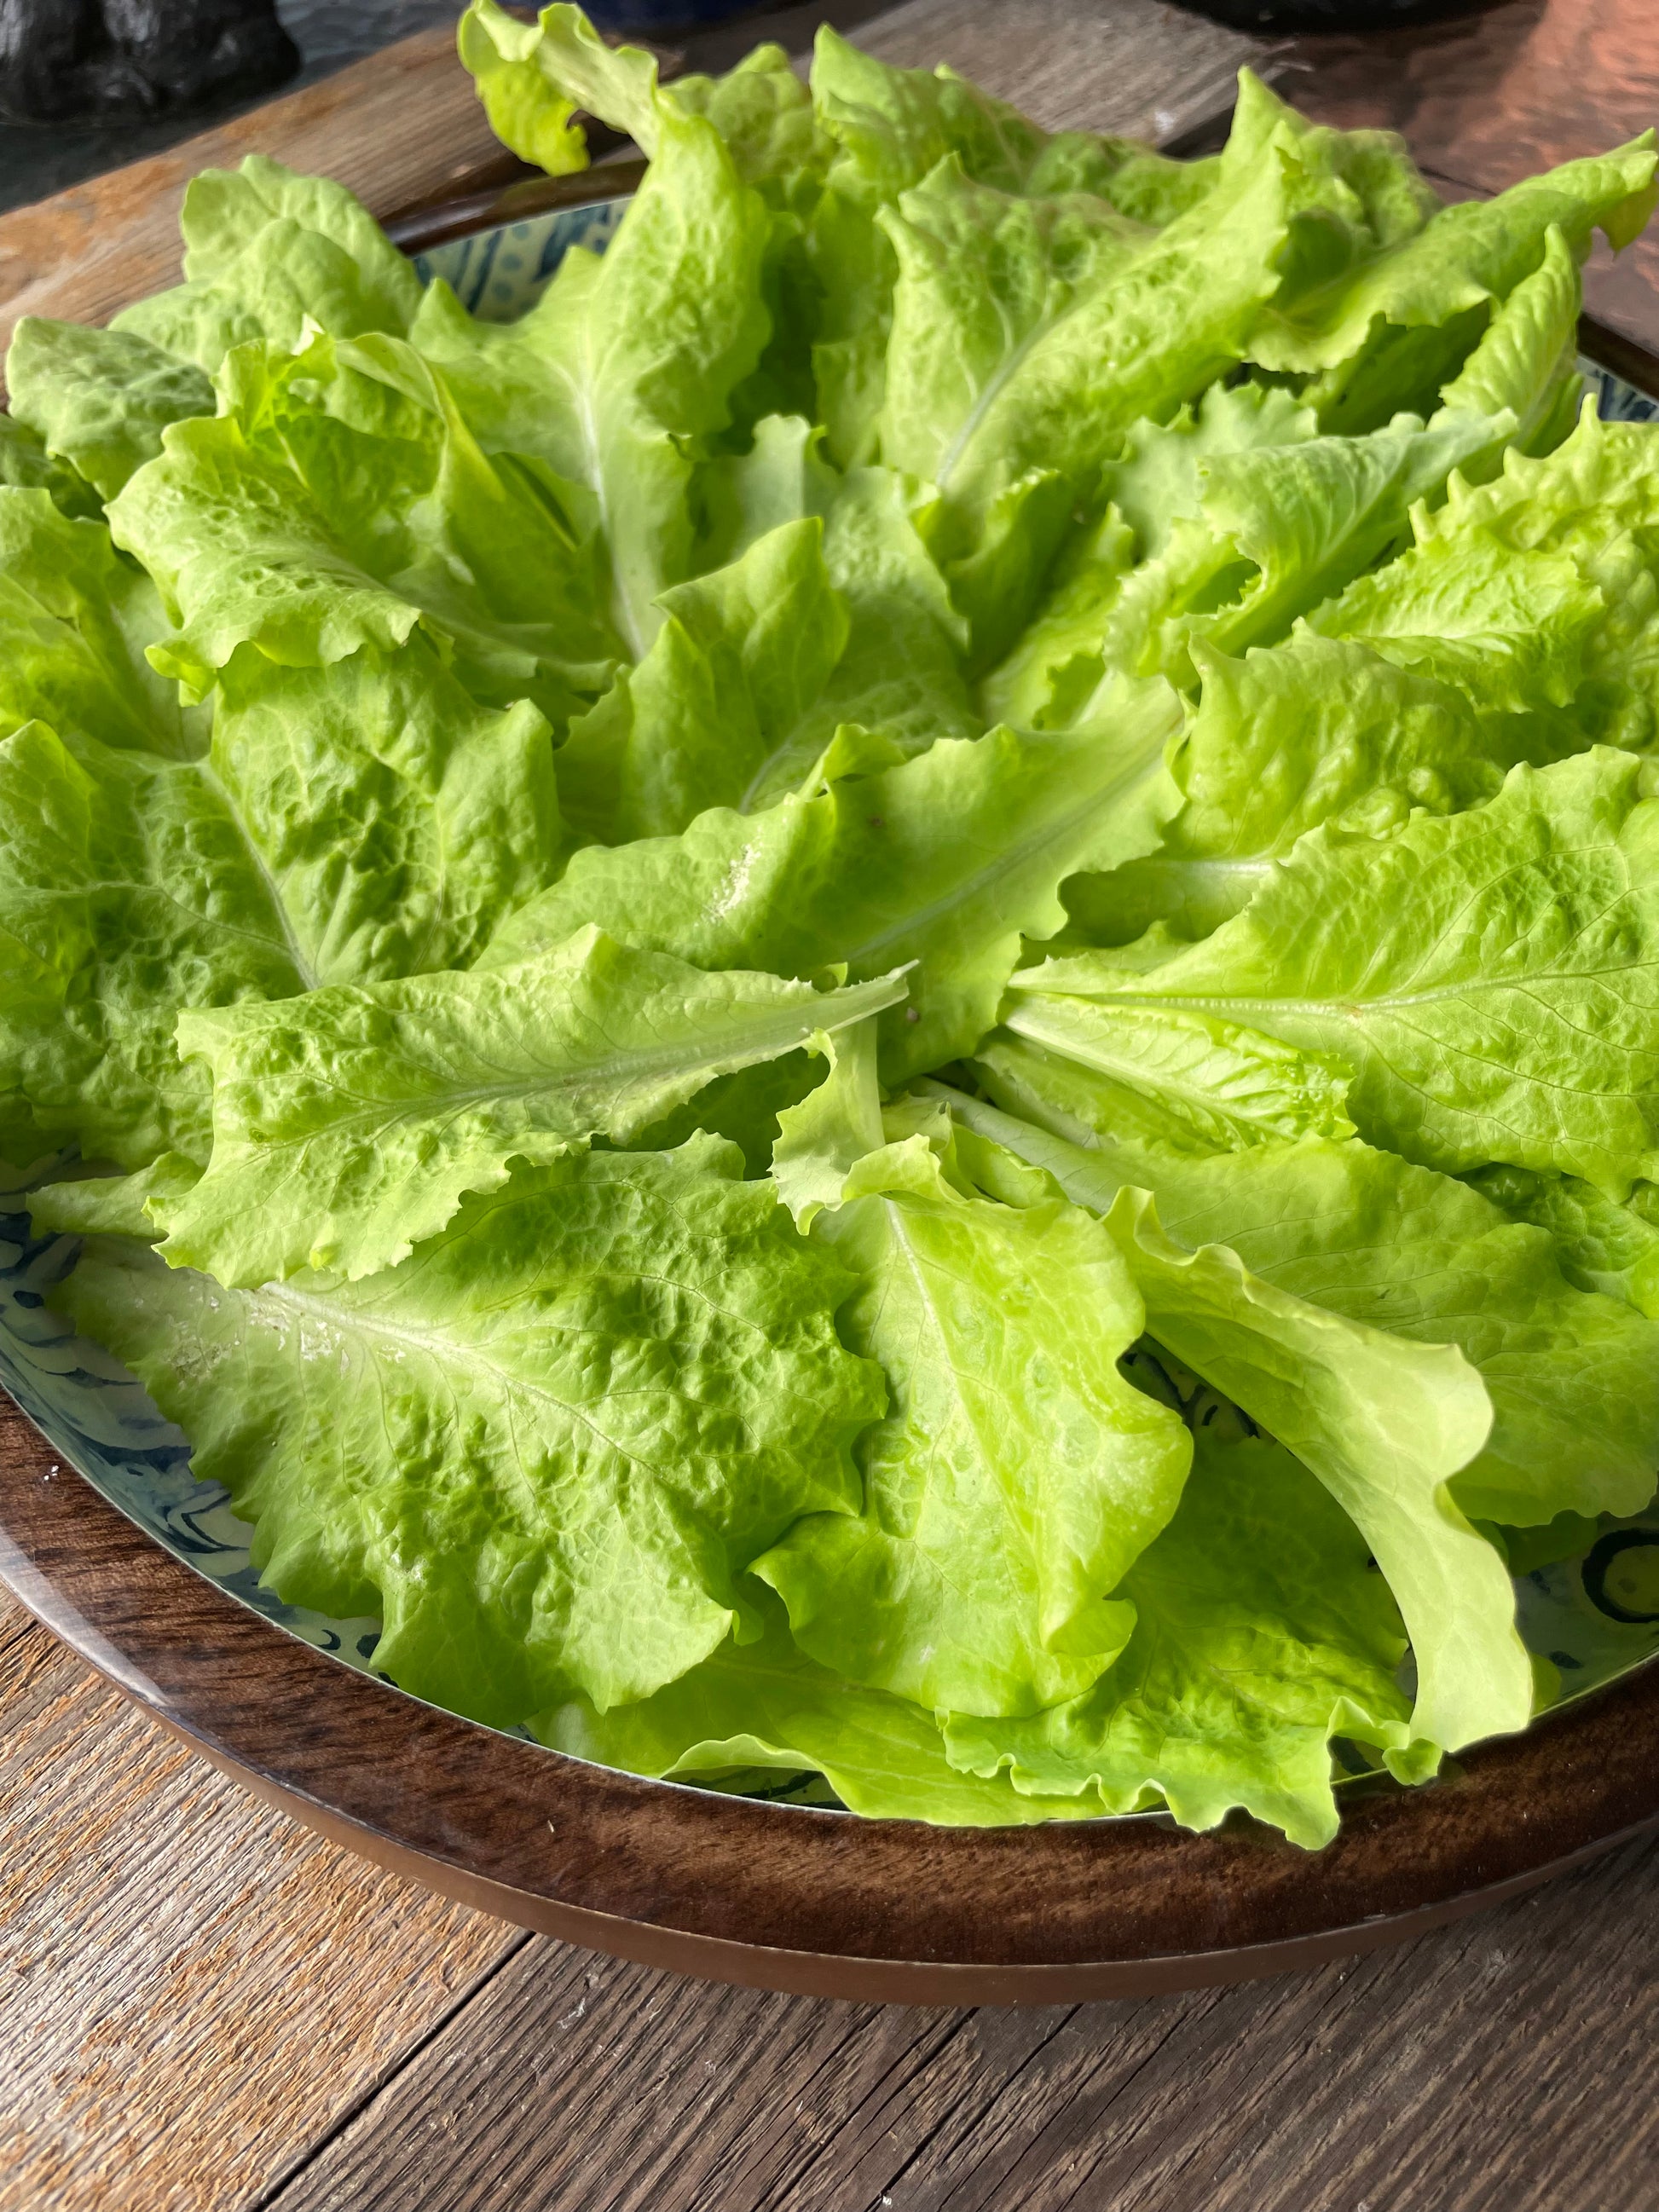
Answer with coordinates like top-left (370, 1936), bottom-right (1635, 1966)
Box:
top-left (0, 1586), bottom-right (517, 2212)
top-left (263, 1831), bottom-right (1659, 2212)
top-left (0, 25), bottom-right (523, 362)
top-left (852, 0), bottom-right (1262, 143)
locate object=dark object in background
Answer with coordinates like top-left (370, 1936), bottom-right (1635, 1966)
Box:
top-left (592, 0), bottom-right (781, 25)
top-left (1173, 0), bottom-right (1498, 30)
top-left (0, 0), bottom-right (300, 124)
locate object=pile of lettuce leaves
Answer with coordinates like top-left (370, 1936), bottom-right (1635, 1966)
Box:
top-left (4, 1), bottom-right (1659, 1850)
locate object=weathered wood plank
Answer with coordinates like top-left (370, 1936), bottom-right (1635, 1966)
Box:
top-left (852, 0), bottom-right (1261, 143)
top-left (0, 1589), bottom-right (517, 2212)
top-left (262, 1834), bottom-right (1659, 2212)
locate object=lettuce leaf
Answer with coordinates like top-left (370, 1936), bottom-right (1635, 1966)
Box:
top-left (157, 934), bottom-right (907, 1285)
top-left (753, 1023), bottom-right (1192, 1717)
top-left (7, 320), bottom-right (215, 501)
top-left (1001, 989), bottom-right (1356, 1149)
top-left (208, 635), bottom-right (560, 986)
top-left (558, 471), bottom-right (976, 840)
top-left (0, 720), bottom-right (308, 1167)
top-left (1465, 1164), bottom-right (1659, 1319)
top-left (944, 1423), bottom-right (1413, 1848)
top-left (56, 1140), bottom-right (886, 1724)
top-left (28, 1152), bottom-right (202, 1240)
top-left (938, 1097), bottom-right (1529, 1764)
top-left (1251, 136), bottom-right (1658, 430)
top-left (1044, 750), bottom-right (1659, 1193)
top-left (980, 381), bottom-right (1315, 731)
top-left (410, 108), bottom-right (770, 662)
top-left (109, 331), bottom-right (619, 723)
top-left (483, 681), bottom-right (1182, 1081)
top-left (112, 156), bottom-right (422, 376)
top-left (1065, 634), bottom-right (1535, 943)
top-left (956, 1052), bottom-right (1659, 1529)
top-left (539, 1586), bottom-right (1098, 1824)
top-left (0, 489), bottom-right (206, 760)
top-left (557, 517), bottom-right (851, 842)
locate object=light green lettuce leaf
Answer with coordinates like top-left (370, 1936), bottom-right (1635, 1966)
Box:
top-left (1465, 1164), bottom-right (1659, 1319)
top-left (292, 333), bottom-right (619, 718)
top-left (179, 155), bottom-right (421, 326)
top-left (697, 413), bottom-right (839, 570)
top-left (952, 1054), bottom-right (1659, 1528)
top-left (1251, 136), bottom-right (1658, 429)
top-left (977, 505), bottom-right (1141, 731)
top-left (27, 1152), bottom-right (201, 1240)
top-left (0, 488), bottom-right (206, 759)
top-left (880, 110), bottom-right (1310, 654)
top-left (1419, 395), bottom-right (1659, 565)
top-left (1435, 223), bottom-right (1582, 455)
top-left (0, 412), bottom-right (101, 521)
top-left (1411, 401), bottom-right (1659, 752)
top-left (1165, 405), bottom-right (1504, 679)
top-left (460, 0), bottom-right (828, 203)
top-left (876, 154), bottom-right (1147, 497)
top-left (107, 407), bottom-right (426, 688)
top-left (802, 37), bottom-right (1260, 469)
top-left (557, 518), bottom-right (850, 842)
top-left (1064, 634), bottom-right (1545, 943)
top-left (1000, 990), bottom-right (1355, 1150)
top-left (208, 634), bottom-right (560, 985)
top-left (459, 0), bottom-right (658, 174)
top-left (483, 679), bottom-right (1182, 1082)
top-left (753, 1019), bottom-right (1192, 1717)
top-left (795, 464), bottom-right (976, 767)
top-left (460, 5), bottom-right (825, 439)
top-left (112, 156), bottom-right (421, 375)
top-left (411, 110), bottom-right (770, 661)
top-left (694, 430), bottom-right (976, 767)
top-left (0, 719), bottom-right (307, 1168)
top-left (1101, 1185), bottom-right (1520, 1767)
top-left (804, 18), bottom-right (1055, 467)
top-left (55, 1139), bottom-right (886, 1723)
top-left (1049, 749), bottom-right (1659, 1193)
top-left (671, 46), bottom-right (831, 206)
top-left (108, 332), bottom-right (616, 721)
top-left (158, 932), bottom-right (906, 1285)
top-left (991, 398), bottom-right (1500, 727)
top-left (935, 1094), bottom-right (1527, 1764)
top-left (945, 1423), bottom-right (1413, 1848)
top-left (538, 1586), bottom-right (1096, 1824)
top-left (7, 320), bottom-right (215, 500)
top-left (477, 5), bottom-right (826, 211)
top-left (562, 475), bottom-right (975, 840)
top-left (1304, 527), bottom-right (1603, 722)
top-left (980, 382), bottom-right (1315, 730)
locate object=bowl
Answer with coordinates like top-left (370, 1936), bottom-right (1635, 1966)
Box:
top-left (3, 186), bottom-right (1659, 2003)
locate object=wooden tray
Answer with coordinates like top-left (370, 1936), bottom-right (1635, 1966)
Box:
top-left (3, 1391), bottom-right (1657, 2004)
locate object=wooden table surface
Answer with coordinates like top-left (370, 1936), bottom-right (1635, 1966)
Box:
top-left (5, 3), bottom-right (1659, 2206)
